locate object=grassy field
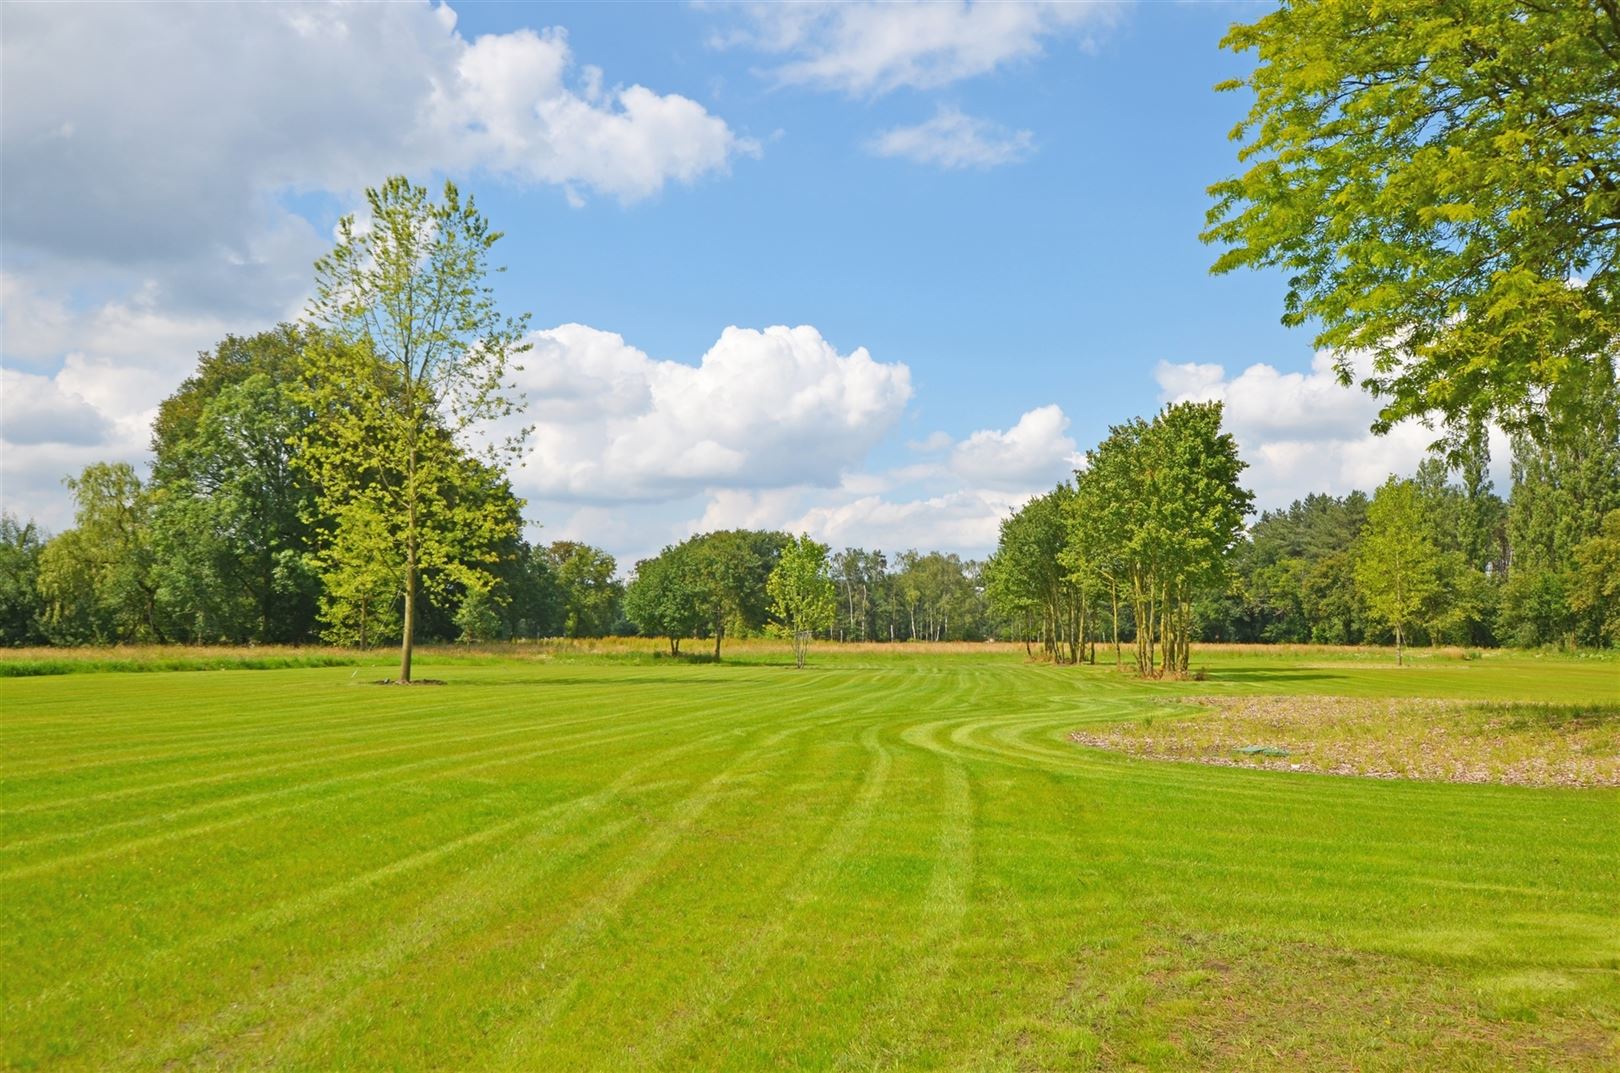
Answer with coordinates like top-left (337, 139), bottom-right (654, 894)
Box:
top-left (2, 645), bottom-right (1616, 1071)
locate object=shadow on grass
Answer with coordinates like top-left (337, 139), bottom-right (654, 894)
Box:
top-left (1477, 701), bottom-right (1620, 731)
top-left (443, 675), bottom-right (747, 689)
top-left (1198, 669), bottom-right (1345, 683)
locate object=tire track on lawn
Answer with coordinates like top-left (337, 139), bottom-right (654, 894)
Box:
top-left (834, 752), bottom-right (974, 1072)
top-left (625, 718), bottom-right (896, 1071)
top-left (221, 718), bottom-right (822, 1073)
top-left (0, 693), bottom-right (750, 880)
top-left (24, 708), bottom-right (756, 1024)
top-left (459, 675), bottom-right (911, 1071)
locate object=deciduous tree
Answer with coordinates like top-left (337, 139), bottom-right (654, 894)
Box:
top-left (299, 176), bottom-right (530, 682)
top-left (623, 545), bottom-right (707, 655)
top-left (767, 534), bottom-right (836, 668)
top-left (1206, 0), bottom-right (1620, 444)
top-left (1355, 477), bottom-right (1441, 664)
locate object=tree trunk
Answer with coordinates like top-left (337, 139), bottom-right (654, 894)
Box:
top-left (713, 619), bottom-right (724, 660)
top-left (1110, 582), bottom-right (1121, 670)
top-left (398, 559), bottom-right (416, 683)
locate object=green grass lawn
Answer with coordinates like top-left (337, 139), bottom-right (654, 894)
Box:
top-left (2, 646), bottom-right (1616, 1071)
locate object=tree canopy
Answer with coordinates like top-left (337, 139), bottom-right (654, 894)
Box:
top-left (300, 177), bottom-right (530, 682)
top-left (1205, 0), bottom-right (1620, 444)
top-left (1069, 401), bottom-right (1253, 677)
top-left (1355, 477), bottom-right (1443, 665)
top-left (766, 534), bottom-right (837, 668)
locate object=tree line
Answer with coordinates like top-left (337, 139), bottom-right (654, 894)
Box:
top-left (4, 347), bottom-right (1614, 665)
top-left (983, 359), bottom-right (1620, 671)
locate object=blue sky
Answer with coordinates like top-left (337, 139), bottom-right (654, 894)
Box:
top-left (0, 1), bottom-right (1461, 562)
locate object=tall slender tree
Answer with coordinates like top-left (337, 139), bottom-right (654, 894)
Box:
top-left (767, 534), bottom-right (837, 668)
top-left (299, 177), bottom-right (530, 683)
top-left (1355, 477), bottom-right (1442, 665)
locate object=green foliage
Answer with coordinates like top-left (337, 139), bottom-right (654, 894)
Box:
top-left (988, 486), bottom-right (1090, 662)
top-left (299, 176), bottom-right (530, 681)
top-left (1206, 0), bottom-right (1620, 443)
top-left (766, 534), bottom-right (836, 668)
top-left (828, 547), bottom-right (888, 641)
top-left (454, 587), bottom-right (505, 644)
top-left (1071, 401), bottom-right (1253, 676)
top-left (890, 549), bottom-right (985, 644)
top-left (545, 541), bottom-right (623, 638)
top-left (36, 463), bottom-right (163, 644)
top-left (149, 328), bottom-right (322, 643)
top-left (497, 541), bottom-right (567, 640)
top-left (682, 529), bottom-right (789, 659)
top-left (623, 545), bottom-right (708, 655)
top-left (1354, 478), bottom-right (1442, 663)
top-left (1568, 510), bottom-right (1620, 647)
top-left (0, 513), bottom-right (46, 646)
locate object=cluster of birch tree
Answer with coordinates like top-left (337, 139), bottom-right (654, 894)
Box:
top-left (985, 401), bottom-right (1253, 677)
top-left (983, 360), bottom-right (1620, 671)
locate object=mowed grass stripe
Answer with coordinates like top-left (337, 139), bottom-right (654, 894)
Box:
top-left (0, 678), bottom-right (773, 873)
top-left (97, 717), bottom-right (819, 1071)
top-left (2, 651), bottom-right (1615, 1072)
top-left (164, 680), bottom-right (882, 1073)
top-left (16, 707), bottom-right (797, 1019)
top-left (2, 675), bottom-right (883, 1001)
top-left (0, 677), bottom-right (756, 844)
top-left (9, 667), bottom-right (897, 1068)
top-left (0, 668), bottom-right (759, 798)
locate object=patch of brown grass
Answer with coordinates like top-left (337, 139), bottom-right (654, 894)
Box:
top-left (1071, 696), bottom-right (1620, 788)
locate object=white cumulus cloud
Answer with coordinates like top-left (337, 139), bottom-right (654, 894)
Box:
top-left (868, 107), bottom-right (1034, 170)
top-left (949, 404), bottom-right (1078, 487)
top-left (1154, 353), bottom-right (1511, 507)
top-left (0, 2), bottom-right (758, 528)
top-left (709, 1), bottom-right (1122, 96)
top-left (2, 2), bottom-right (753, 271)
top-left (509, 323), bottom-right (913, 503)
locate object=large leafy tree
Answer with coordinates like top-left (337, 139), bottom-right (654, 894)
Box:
top-left (623, 545), bottom-right (708, 655)
top-left (0, 513), bottom-right (46, 645)
top-left (766, 534), bottom-right (837, 668)
top-left (685, 529), bottom-right (789, 659)
top-left (36, 464), bottom-right (163, 644)
top-left (1499, 355), bottom-right (1620, 645)
top-left (546, 541), bottom-right (623, 638)
top-left (1568, 509), bottom-right (1620, 647)
top-left (1206, 0), bottom-right (1620, 443)
top-left (1073, 402), bottom-right (1252, 677)
top-left (150, 327), bottom-right (321, 643)
top-left (497, 539), bottom-right (567, 640)
top-left (300, 176), bottom-right (530, 682)
top-left (988, 486), bottom-right (1089, 663)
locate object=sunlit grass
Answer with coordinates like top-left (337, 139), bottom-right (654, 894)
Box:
top-left (2, 648), bottom-right (1615, 1070)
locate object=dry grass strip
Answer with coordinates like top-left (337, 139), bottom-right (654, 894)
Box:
top-left (1072, 695), bottom-right (1620, 788)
